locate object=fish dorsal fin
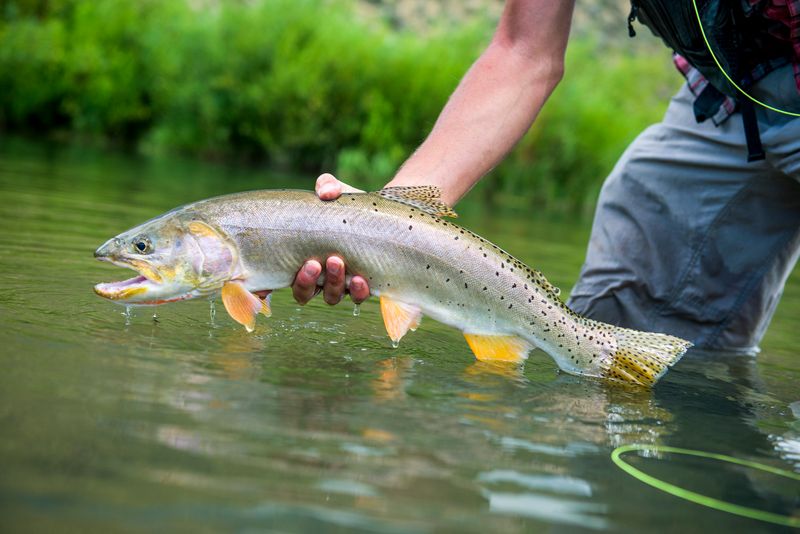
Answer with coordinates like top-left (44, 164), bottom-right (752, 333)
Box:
top-left (376, 186), bottom-right (458, 218)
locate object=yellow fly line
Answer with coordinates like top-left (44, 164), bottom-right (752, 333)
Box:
top-left (692, 0), bottom-right (800, 117)
top-left (611, 444), bottom-right (800, 527)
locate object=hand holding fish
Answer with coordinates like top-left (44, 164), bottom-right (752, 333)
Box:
top-left (291, 174), bottom-right (371, 305)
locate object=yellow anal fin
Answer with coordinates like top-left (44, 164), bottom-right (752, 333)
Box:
top-left (379, 296), bottom-right (422, 343)
top-left (222, 281), bottom-right (269, 332)
top-left (463, 333), bottom-right (532, 363)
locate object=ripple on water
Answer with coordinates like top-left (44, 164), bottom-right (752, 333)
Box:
top-left (316, 479), bottom-right (379, 498)
top-left (480, 491), bottom-right (608, 530)
top-left (476, 470), bottom-right (593, 497)
top-left (498, 437), bottom-right (600, 458)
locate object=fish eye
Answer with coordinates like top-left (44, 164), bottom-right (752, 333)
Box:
top-left (133, 237), bottom-right (152, 254)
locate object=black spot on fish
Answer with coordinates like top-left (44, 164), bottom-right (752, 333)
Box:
top-left (508, 304), bottom-right (512, 309)
top-left (512, 283), bottom-right (516, 288)
top-left (482, 287), bottom-right (487, 291)
top-left (426, 265), bottom-right (430, 269)
top-left (409, 225), bottom-right (413, 230)
top-left (446, 278), bottom-right (450, 283)
top-left (343, 219), bottom-right (347, 224)
top-left (464, 283), bottom-right (468, 289)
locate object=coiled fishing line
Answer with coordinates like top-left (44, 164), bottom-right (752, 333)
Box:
top-left (611, 444), bottom-right (800, 527)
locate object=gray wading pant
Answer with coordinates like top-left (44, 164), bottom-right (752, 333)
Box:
top-left (567, 65), bottom-right (800, 354)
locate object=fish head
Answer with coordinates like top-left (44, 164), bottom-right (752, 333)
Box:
top-left (93, 213), bottom-right (237, 305)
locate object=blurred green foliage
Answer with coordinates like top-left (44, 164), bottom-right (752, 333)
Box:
top-left (0, 0), bottom-right (679, 212)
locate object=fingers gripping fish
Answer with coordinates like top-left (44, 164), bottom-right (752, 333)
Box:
top-left (94, 187), bottom-right (691, 386)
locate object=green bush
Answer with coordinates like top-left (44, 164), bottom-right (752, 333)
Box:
top-left (0, 0), bottom-right (679, 211)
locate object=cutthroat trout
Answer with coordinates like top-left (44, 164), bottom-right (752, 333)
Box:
top-left (94, 187), bottom-right (691, 386)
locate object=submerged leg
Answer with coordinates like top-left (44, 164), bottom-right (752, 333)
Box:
top-left (568, 79), bottom-right (800, 352)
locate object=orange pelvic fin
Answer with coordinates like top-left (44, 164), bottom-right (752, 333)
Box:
top-left (379, 296), bottom-right (422, 343)
top-left (463, 333), bottom-right (532, 363)
top-left (221, 281), bottom-right (269, 332)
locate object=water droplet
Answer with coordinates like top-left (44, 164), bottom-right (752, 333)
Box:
top-left (391, 339), bottom-right (399, 349)
top-left (209, 299), bottom-right (216, 319)
top-left (123, 305), bottom-right (133, 325)
top-left (152, 312), bottom-right (159, 322)
top-left (352, 303), bottom-right (361, 317)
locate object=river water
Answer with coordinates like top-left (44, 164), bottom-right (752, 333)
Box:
top-left (0, 139), bottom-right (798, 532)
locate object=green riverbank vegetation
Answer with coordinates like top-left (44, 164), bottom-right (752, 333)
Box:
top-left (0, 0), bottom-right (679, 213)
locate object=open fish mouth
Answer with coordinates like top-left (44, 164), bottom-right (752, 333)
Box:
top-left (94, 254), bottom-right (196, 306)
top-left (93, 256), bottom-right (163, 301)
top-left (93, 274), bottom-right (152, 300)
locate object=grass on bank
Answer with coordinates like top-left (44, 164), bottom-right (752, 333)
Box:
top-left (0, 0), bottom-right (679, 213)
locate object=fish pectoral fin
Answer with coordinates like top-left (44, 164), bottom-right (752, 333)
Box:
top-left (376, 186), bottom-right (458, 218)
top-left (379, 296), bottom-right (422, 343)
top-left (221, 281), bottom-right (267, 332)
top-left (463, 333), bottom-right (532, 363)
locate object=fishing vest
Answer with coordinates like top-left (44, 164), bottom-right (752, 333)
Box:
top-left (627, 0), bottom-right (794, 162)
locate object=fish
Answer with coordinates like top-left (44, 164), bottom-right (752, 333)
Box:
top-left (94, 186), bottom-right (691, 386)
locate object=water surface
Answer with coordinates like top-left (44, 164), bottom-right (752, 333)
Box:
top-left (0, 139), bottom-right (798, 532)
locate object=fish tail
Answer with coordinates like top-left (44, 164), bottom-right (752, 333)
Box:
top-left (601, 326), bottom-right (691, 386)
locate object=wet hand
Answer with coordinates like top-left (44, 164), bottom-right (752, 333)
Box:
top-left (291, 174), bottom-right (370, 306)
top-left (315, 172), bottom-right (363, 199)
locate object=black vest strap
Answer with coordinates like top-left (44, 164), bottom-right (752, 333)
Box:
top-left (740, 99), bottom-right (765, 162)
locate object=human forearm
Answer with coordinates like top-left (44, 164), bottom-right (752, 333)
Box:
top-left (388, 0), bottom-right (574, 206)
